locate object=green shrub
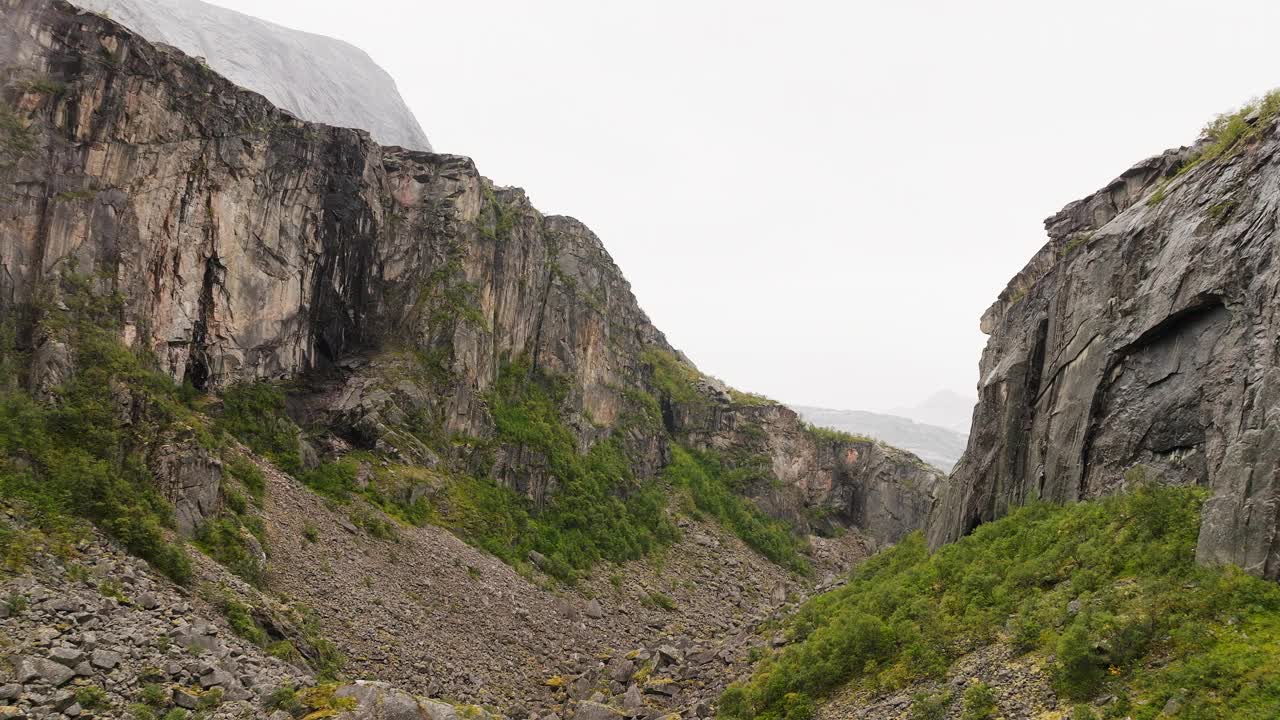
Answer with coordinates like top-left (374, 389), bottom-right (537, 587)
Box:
top-left (217, 383), bottom-right (301, 474)
top-left (225, 454), bottom-right (266, 501)
top-left (0, 276), bottom-right (194, 583)
top-left (75, 684), bottom-right (110, 709)
top-left (909, 690), bottom-right (952, 720)
top-left (139, 683), bottom-right (168, 706)
top-left (642, 349), bottom-right (705, 406)
top-left (217, 595), bottom-right (268, 646)
top-left (664, 445), bottom-right (810, 573)
top-left (722, 485), bottom-right (1280, 720)
top-left (960, 683), bottom-right (997, 720)
top-left (427, 359), bottom-right (679, 584)
top-left (640, 591), bottom-right (676, 611)
top-left (803, 423), bottom-right (874, 445)
top-left (299, 458), bottom-right (360, 500)
top-left (194, 518), bottom-right (263, 586)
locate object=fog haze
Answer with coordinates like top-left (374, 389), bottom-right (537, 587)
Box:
top-left (197, 0), bottom-right (1280, 413)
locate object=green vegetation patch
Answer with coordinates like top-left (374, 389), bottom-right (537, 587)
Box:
top-left (430, 359), bottom-right (679, 583)
top-left (216, 382), bottom-right (302, 474)
top-left (1148, 89), bottom-right (1280, 207)
top-left (643, 349), bottom-right (706, 406)
top-left (0, 274), bottom-right (196, 583)
top-left (664, 445), bottom-right (810, 574)
top-left (721, 484), bottom-right (1280, 720)
top-left (803, 423), bottom-right (874, 446)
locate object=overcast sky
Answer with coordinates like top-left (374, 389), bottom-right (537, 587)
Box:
top-left (203, 0), bottom-right (1280, 413)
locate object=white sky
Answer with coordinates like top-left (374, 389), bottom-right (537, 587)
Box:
top-left (206, 0), bottom-right (1280, 412)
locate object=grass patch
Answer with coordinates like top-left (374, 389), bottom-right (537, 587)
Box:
top-left (643, 349), bottom-right (706, 406)
top-left (640, 591), bottom-right (677, 611)
top-left (721, 484), bottom-right (1280, 720)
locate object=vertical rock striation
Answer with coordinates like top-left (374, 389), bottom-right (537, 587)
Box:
top-left (0, 0), bottom-right (937, 547)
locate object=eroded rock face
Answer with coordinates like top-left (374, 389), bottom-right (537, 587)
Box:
top-left (0, 0), bottom-right (934, 547)
top-left (149, 440), bottom-right (222, 536)
top-left (669, 394), bottom-right (941, 541)
top-left (930, 120), bottom-right (1280, 579)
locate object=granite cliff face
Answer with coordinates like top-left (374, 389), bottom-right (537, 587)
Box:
top-left (74, 0), bottom-right (432, 150)
top-left (0, 0), bottom-right (936, 548)
top-left (931, 104), bottom-right (1280, 579)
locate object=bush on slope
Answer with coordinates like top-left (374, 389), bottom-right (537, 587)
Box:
top-left (721, 483), bottom-right (1280, 720)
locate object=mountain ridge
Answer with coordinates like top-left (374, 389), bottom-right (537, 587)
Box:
top-left (72, 0), bottom-right (433, 151)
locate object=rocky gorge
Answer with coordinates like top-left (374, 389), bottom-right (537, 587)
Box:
top-left (6, 0), bottom-right (1280, 718)
top-left (0, 1), bottom-right (938, 717)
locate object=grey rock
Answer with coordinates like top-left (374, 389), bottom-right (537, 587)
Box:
top-left (335, 680), bottom-right (448, 720)
top-left (199, 668), bottom-right (234, 688)
top-left (927, 115), bottom-right (1280, 580)
top-left (655, 645), bottom-right (683, 668)
top-left (622, 685), bottom-right (644, 711)
top-left (584, 599), bottom-right (604, 620)
top-left (74, 0), bottom-right (432, 150)
top-left (48, 647), bottom-right (84, 667)
top-left (149, 441), bottom-right (223, 536)
top-left (173, 687), bottom-right (200, 709)
top-left (11, 655), bottom-right (75, 686)
top-left (573, 701), bottom-right (622, 720)
top-left (607, 658), bottom-right (634, 683)
top-left (0, 686), bottom-right (19, 701)
top-left (90, 649), bottom-right (121, 670)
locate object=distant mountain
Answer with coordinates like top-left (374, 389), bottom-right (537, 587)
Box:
top-left (75, 0), bottom-right (432, 150)
top-left (790, 405), bottom-right (968, 472)
top-left (887, 389), bottom-right (976, 434)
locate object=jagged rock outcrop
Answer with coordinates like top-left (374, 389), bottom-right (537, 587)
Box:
top-left (73, 0), bottom-right (432, 151)
top-left (930, 109), bottom-right (1280, 579)
top-left (0, 0), bottom-right (937, 546)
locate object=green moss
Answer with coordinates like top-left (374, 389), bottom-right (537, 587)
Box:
top-left (722, 485), bottom-right (1280, 720)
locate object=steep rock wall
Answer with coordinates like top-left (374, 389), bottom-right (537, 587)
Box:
top-left (0, 0), bottom-right (937, 546)
top-left (931, 115), bottom-right (1280, 579)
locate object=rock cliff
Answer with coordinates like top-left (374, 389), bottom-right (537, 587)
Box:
top-left (0, 0), bottom-right (936, 553)
top-left (930, 99), bottom-right (1280, 579)
top-left (73, 0), bottom-right (432, 150)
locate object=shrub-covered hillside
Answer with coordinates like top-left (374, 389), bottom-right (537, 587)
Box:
top-left (722, 482), bottom-right (1280, 720)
